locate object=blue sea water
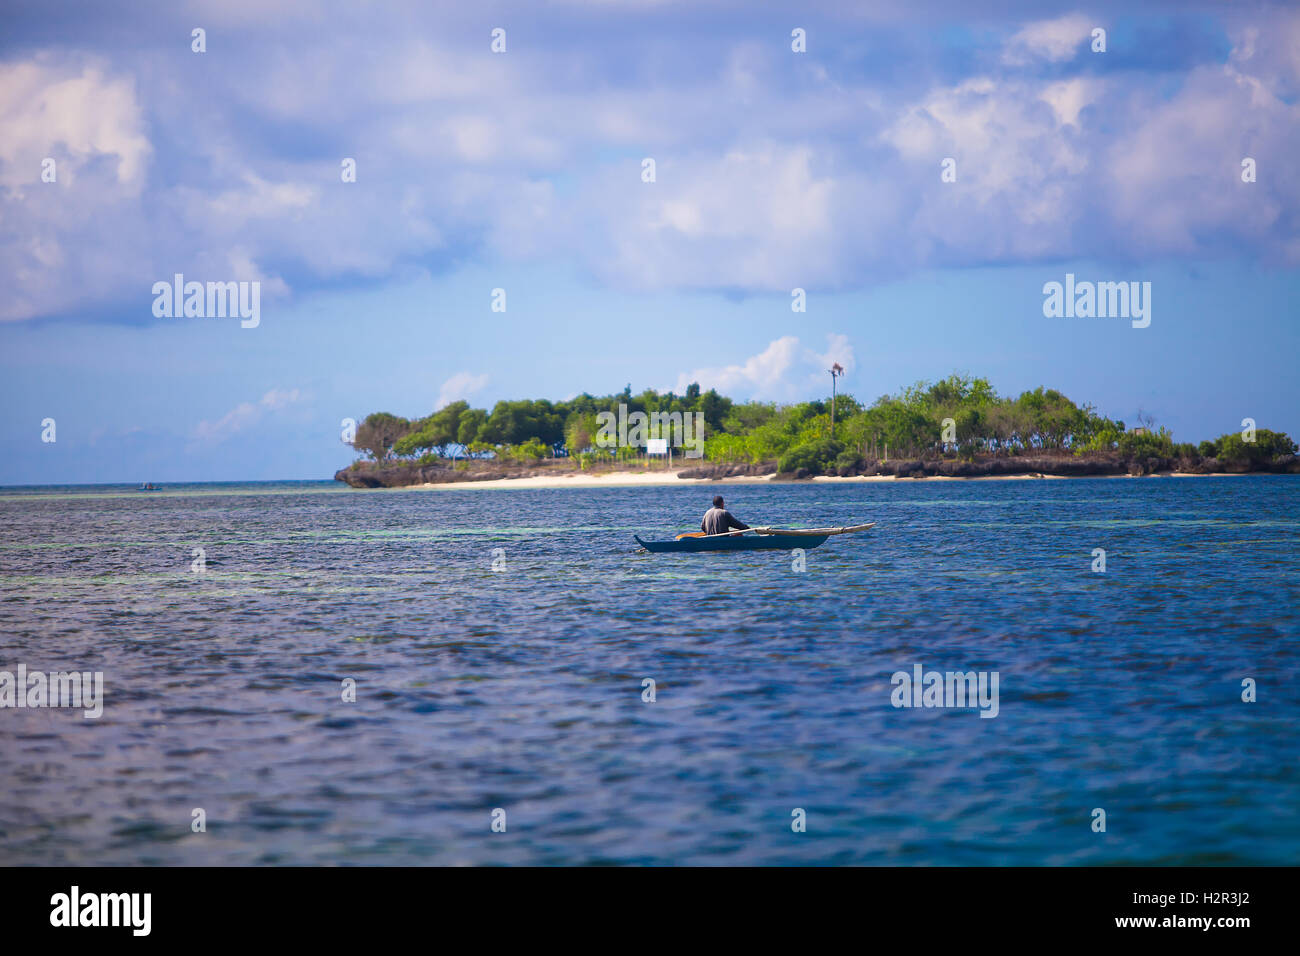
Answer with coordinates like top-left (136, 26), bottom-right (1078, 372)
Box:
top-left (0, 476), bottom-right (1297, 865)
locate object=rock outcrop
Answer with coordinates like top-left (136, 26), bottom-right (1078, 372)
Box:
top-left (674, 462), bottom-right (777, 480)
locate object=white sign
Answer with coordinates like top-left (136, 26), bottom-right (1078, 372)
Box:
top-left (646, 438), bottom-right (668, 455)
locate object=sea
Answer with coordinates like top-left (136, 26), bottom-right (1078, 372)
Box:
top-left (1, 476), bottom-right (1296, 865)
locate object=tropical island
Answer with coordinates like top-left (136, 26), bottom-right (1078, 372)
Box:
top-left (334, 375), bottom-right (1299, 488)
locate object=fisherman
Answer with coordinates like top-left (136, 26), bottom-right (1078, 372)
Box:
top-left (701, 495), bottom-right (750, 536)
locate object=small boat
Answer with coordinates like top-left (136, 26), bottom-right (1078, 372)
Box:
top-left (635, 523), bottom-right (875, 553)
top-left (136, 483), bottom-right (162, 491)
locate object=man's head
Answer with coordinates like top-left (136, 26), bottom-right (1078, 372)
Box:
top-left (712, 495), bottom-right (725, 508)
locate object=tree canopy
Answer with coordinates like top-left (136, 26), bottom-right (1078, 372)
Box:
top-left (348, 374), bottom-right (1295, 476)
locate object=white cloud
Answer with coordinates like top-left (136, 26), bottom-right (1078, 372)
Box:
top-left (675, 334), bottom-right (855, 399)
top-left (1039, 77), bottom-right (1100, 128)
top-left (194, 173), bottom-right (318, 222)
top-left (258, 388), bottom-right (302, 411)
top-left (581, 145), bottom-right (840, 293)
top-left (877, 76), bottom-right (1096, 260)
top-left (0, 57), bottom-right (153, 321)
top-left (435, 372), bottom-right (488, 410)
top-left (1103, 60), bottom-right (1298, 257)
top-left (192, 388), bottom-right (304, 444)
top-left (675, 336), bottom-right (800, 397)
top-left (3, 6), bottom-right (1299, 322)
top-left (1002, 14), bottom-right (1093, 66)
top-left (0, 59), bottom-right (151, 190)
top-left (806, 333), bottom-right (856, 389)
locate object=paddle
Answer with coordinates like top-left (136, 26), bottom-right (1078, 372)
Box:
top-left (674, 527), bottom-right (772, 540)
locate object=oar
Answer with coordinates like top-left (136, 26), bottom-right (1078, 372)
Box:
top-left (677, 526), bottom-right (772, 540)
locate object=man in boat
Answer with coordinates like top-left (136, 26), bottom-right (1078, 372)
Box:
top-left (701, 495), bottom-right (750, 536)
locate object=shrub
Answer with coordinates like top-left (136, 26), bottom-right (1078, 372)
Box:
top-left (1257, 429), bottom-right (1297, 458)
top-left (1117, 428), bottom-right (1175, 460)
top-left (833, 448), bottom-right (862, 472)
top-left (505, 438), bottom-right (549, 461)
top-left (778, 439), bottom-right (845, 475)
top-left (1216, 429), bottom-right (1297, 467)
top-left (705, 433), bottom-right (759, 464)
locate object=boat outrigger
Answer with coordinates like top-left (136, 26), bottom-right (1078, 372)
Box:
top-left (635, 523), bottom-right (875, 553)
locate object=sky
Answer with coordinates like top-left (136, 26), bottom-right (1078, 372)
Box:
top-left (1, 0), bottom-right (1297, 483)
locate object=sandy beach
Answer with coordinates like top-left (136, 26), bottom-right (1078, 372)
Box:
top-left (406, 469), bottom-right (1251, 491)
top-left (410, 470), bottom-right (772, 490)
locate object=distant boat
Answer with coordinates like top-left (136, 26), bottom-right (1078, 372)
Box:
top-left (635, 523), bottom-right (875, 553)
top-left (136, 483), bottom-right (163, 491)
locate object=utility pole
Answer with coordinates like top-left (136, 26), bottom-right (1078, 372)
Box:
top-left (828, 362), bottom-right (844, 440)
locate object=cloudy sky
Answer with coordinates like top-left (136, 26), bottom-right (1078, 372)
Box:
top-left (2, 0), bottom-right (1297, 482)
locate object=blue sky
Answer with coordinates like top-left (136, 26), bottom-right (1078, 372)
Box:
top-left (1, 0), bottom-right (1297, 483)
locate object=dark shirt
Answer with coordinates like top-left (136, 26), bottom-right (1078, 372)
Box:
top-left (701, 507), bottom-right (749, 536)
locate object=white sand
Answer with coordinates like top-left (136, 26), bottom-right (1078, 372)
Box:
top-left (410, 470), bottom-right (776, 491)
top-left (406, 468), bottom-right (1248, 491)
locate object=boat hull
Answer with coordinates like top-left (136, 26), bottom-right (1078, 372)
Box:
top-left (634, 533), bottom-right (829, 553)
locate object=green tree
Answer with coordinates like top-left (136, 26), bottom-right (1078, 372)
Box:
top-left (1216, 429), bottom-right (1297, 467)
top-left (1117, 426), bottom-right (1175, 459)
top-left (705, 433), bottom-right (759, 463)
top-left (696, 388), bottom-right (732, 432)
top-left (352, 412), bottom-right (411, 461)
top-left (430, 401), bottom-right (468, 450)
top-left (481, 400), bottom-right (564, 448)
top-left (457, 408), bottom-right (488, 446)
top-left (565, 412), bottom-right (600, 456)
top-left (722, 401), bottom-right (778, 434)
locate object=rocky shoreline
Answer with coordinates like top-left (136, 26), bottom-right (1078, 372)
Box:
top-left (334, 454), bottom-right (1300, 488)
top-left (794, 455), bottom-right (1291, 480)
top-left (333, 462), bottom-right (557, 488)
top-left (692, 453), bottom-right (1300, 480)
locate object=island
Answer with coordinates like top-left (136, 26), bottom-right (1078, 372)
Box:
top-left (334, 375), bottom-right (1299, 488)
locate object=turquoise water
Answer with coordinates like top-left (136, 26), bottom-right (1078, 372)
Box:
top-left (0, 477), bottom-right (1297, 865)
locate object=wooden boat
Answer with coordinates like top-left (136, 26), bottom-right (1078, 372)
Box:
top-left (634, 523), bottom-right (875, 553)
